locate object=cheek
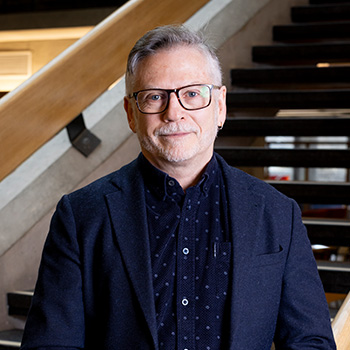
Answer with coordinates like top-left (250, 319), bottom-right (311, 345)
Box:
top-left (135, 117), bottom-right (158, 137)
top-left (194, 110), bottom-right (217, 135)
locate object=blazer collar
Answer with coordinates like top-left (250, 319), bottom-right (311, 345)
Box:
top-left (105, 159), bottom-right (159, 349)
top-left (217, 155), bottom-right (265, 346)
top-left (105, 154), bottom-right (266, 349)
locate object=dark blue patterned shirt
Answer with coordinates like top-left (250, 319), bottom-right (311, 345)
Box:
top-left (139, 154), bottom-right (232, 350)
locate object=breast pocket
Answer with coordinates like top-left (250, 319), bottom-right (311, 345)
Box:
top-left (252, 245), bottom-right (285, 267)
top-left (214, 242), bottom-right (232, 297)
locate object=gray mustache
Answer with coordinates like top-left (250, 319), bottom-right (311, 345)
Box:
top-left (155, 124), bottom-right (198, 136)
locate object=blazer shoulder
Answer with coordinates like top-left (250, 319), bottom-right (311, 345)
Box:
top-left (215, 153), bottom-right (293, 205)
top-left (65, 157), bottom-right (141, 205)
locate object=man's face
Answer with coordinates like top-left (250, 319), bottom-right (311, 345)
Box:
top-left (124, 45), bottom-right (226, 168)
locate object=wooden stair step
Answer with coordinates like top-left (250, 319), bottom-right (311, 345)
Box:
top-left (305, 219), bottom-right (350, 246)
top-left (252, 42), bottom-right (350, 64)
top-left (7, 291), bottom-right (33, 317)
top-left (231, 66), bottom-right (350, 87)
top-left (227, 89), bottom-right (350, 109)
top-left (0, 330), bottom-right (22, 350)
top-left (273, 21), bottom-right (350, 42)
top-left (266, 181), bottom-right (350, 204)
top-left (317, 261), bottom-right (350, 293)
top-left (310, 0), bottom-right (350, 4)
top-left (220, 117), bottom-right (350, 137)
top-left (292, 4), bottom-right (350, 22)
top-left (215, 147), bottom-right (350, 168)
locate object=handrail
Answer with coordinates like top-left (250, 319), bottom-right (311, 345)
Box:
top-left (0, 0), bottom-right (209, 181)
top-left (332, 291), bottom-right (350, 350)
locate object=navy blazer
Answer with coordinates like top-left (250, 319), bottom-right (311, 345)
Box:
top-left (21, 154), bottom-right (336, 350)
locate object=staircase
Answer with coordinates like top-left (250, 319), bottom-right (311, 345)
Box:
top-left (0, 291), bottom-right (32, 349)
top-left (216, 0), bottom-right (350, 302)
top-left (1, 0), bottom-right (350, 348)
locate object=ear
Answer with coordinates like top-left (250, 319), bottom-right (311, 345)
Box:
top-left (217, 85), bottom-right (227, 128)
top-left (124, 96), bottom-right (137, 133)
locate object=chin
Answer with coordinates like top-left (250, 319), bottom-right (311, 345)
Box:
top-left (157, 145), bottom-right (199, 163)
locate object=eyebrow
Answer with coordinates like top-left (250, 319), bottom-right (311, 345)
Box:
top-left (137, 82), bottom-right (206, 90)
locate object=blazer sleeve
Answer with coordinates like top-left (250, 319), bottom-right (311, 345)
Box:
top-left (21, 195), bottom-right (85, 350)
top-left (273, 200), bottom-right (336, 349)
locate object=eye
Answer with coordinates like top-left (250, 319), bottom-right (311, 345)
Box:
top-left (187, 91), bottom-right (198, 98)
top-left (143, 91), bottom-right (167, 102)
top-left (182, 89), bottom-right (200, 99)
top-left (150, 94), bottom-right (161, 101)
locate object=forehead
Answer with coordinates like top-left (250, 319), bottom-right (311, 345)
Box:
top-left (133, 46), bottom-right (214, 90)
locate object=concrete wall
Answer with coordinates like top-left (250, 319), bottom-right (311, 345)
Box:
top-left (0, 0), bottom-right (307, 330)
top-left (218, 0), bottom-right (308, 86)
top-left (0, 134), bottom-right (141, 330)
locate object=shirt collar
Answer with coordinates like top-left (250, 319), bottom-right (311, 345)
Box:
top-left (138, 153), bottom-right (219, 201)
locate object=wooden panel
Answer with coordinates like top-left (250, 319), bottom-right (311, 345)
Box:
top-left (0, 0), bottom-right (210, 181)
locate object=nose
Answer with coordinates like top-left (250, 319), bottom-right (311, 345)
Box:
top-left (163, 91), bottom-right (184, 122)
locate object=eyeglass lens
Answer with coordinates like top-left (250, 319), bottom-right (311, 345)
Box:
top-left (136, 84), bottom-right (211, 114)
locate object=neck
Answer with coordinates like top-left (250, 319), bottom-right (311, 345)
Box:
top-left (142, 151), bottom-right (213, 190)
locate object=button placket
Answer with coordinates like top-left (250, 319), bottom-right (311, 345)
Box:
top-left (176, 190), bottom-right (199, 350)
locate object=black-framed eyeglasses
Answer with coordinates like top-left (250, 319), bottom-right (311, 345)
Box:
top-left (129, 84), bottom-right (221, 114)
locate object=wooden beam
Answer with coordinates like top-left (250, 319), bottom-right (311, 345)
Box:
top-left (332, 291), bottom-right (350, 350)
top-left (0, 0), bottom-right (209, 181)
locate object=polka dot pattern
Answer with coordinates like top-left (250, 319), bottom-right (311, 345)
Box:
top-left (140, 155), bottom-right (232, 349)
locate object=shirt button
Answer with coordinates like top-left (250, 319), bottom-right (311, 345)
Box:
top-left (183, 248), bottom-right (189, 255)
top-left (168, 180), bottom-right (175, 186)
top-left (182, 298), bottom-right (189, 306)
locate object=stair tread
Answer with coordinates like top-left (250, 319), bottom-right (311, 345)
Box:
top-left (317, 261), bottom-right (350, 294)
top-left (0, 329), bottom-right (22, 348)
top-left (317, 260), bottom-right (350, 270)
top-left (310, 0), bottom-right (350, 4)
top-left (265, 181), bottom-right (350, 203)
top-left (292, 3), bottom-right (350, 23)
top-left (318, 268), bottom-right (350, 293)
top-left (215, 147), bottom-right (350, 168)
top-left (7, 290), bottom-right (34, 317)
top-left (273, 21), bottom-right (350, 41)
top-left (252, 41), bottom-right (350, 64)
top-left (220, 117), bottom-right (350, 136)
top-left (231, 65), bottom-right (350, 86)
top-left (305, 219), bottom-right (350, 246)
top-left (227, 89), bottom-right (350, 109)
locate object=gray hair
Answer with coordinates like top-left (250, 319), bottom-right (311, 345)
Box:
top-left (125, 25), bottom-right (222, 94)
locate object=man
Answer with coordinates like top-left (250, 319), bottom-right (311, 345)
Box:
top-left (21, 25), bottom-right (336, 350)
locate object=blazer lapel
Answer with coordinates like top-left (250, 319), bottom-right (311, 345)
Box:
top-left (105, 168), bottom-right (158, 349)
top-left (221, 163), bottom-right (265, 346)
